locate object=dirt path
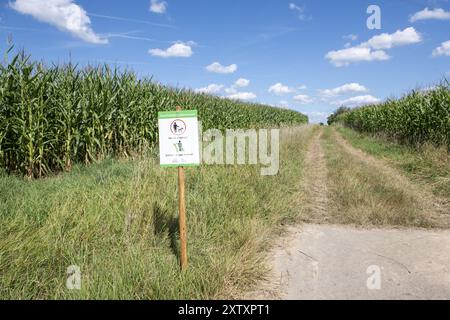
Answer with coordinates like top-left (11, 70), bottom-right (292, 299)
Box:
top-left (300, 130), bottom-right (329, 223)
top-left (266, 224), bottom-right (450, 299)
top-left (332, 128), bottom-right (450, 228)
top-left (249, 128), bottom-right (450, 299)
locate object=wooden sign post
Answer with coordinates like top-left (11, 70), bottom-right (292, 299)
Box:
top-left (176, 106), bottom-right (188, 271)
top-left (158, 107), bottom-right (200, 271)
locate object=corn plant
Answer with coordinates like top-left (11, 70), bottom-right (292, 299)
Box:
top-left (0, 49), bottom-right (308, 177)
top-left (333, 81), bottom-right (450, 150)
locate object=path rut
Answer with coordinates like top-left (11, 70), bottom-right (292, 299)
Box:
top-left (248, 128), bottom-right (450, 300)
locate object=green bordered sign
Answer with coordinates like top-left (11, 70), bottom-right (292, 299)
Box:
top-left (158, 110), bottom-right (200, 167)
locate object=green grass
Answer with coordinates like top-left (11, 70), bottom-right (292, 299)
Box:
top-left (0, 126), bottom-right (314, 299)
top-left (321, 127), bottom-right (433, 228)
top-left (337, 126), bottom-right (450, 199)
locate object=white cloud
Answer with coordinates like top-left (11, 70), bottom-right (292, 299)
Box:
top-left (298, 84), bottom-right (307, 90)
top-left (205, 62), bottom-right (237, 74)
top-left (326, 27), bottom-right (421, 67)
top-left (360, 27), bottom-right (422, 50)
top-left (332, 95), bottom-right (381, 107)
top-left (194, 84), bottom-right (224, 94)
top-left (224, 87), bottom-right (237, 94)
top-left (234, 78), bottom-right (250, 88)
top-left (195, 79), bottom-right (253, 98)
top-left (343, 34), bottom-right (358, 41)
top-left (227, 92), bottom-right (257, 100)
top-left (10, 0), bottom-right (107, 44)
top-left (293, 94), bottom-right (313, 104)
top-left (222, 78), bottom-right (250, 94)
top-left (432, 40), bottom-right (450, 57)
top-left (319, 83), bottom-right (368, 98)
top-left (326, 47), bottom-right (390, 67)
top-left (149, 42), bottom-right (193, 58)
top-left (304, 111), bottom-right (330, 123)
top-left (149, 0), bottom-right (167, 14)
top-left (289, 3), bottom-right (308, 20)
top-left (268, 82), bottom-right (294, 95)
top-left (222, 78), bottom-right (253, 99)
top-left (279, 100), bottom-right (289, 107)
top-left (410, 8), bottom-right (450, 22)
top-left (305, 111), bottom-right (329, 117)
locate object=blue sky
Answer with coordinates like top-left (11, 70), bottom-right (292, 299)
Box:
top-left (1, 0), bottom-right (449, 123)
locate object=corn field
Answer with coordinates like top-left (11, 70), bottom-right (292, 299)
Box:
top-left (334, 82), bottom-right (450, 149)
top-left (0, 49), bottom-right (308, 177)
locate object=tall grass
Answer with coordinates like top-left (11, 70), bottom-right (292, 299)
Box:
top-left (321, 127), bottom-right (434, 227)
top-left (0, 126), bottom-right (315, 299)
top-left (0, 48), bottom-right (308, 177)
top-left (337, 126), bottom-right (450, 199)
top-left (333, 82), bottom-right (450, 149)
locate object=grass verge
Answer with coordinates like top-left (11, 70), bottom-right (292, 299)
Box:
top-left (321, 127), bottom-right (434, 228)
top-left (336, 126), bottom-right (450, 199)
top-left (0, 126), bottom-right (314, 299)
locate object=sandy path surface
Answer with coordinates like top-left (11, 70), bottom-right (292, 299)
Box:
top-left (248, 128), bottom-right (450, 300)
top-left (266, 224), bottom-right (450, 299)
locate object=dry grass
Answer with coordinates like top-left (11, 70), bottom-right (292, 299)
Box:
top-left (297, 129), bottom-right (330, 223)
top-left (320, 127), bottom-right (439, 228)
top-left (337, 126), bottom-right (450, 199)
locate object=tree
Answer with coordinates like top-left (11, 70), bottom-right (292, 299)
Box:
top-left (327, 106), bottom-right (351, 125)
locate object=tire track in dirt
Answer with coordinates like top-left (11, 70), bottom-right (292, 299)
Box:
top-left (300, 128), bottom-right (330, 223)
top-left (246, 128), bottom-right (329, 299)
top-left (246, 127), bottom-right (450, 300)
top-left (332, 128), bottom-right (450, 228)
